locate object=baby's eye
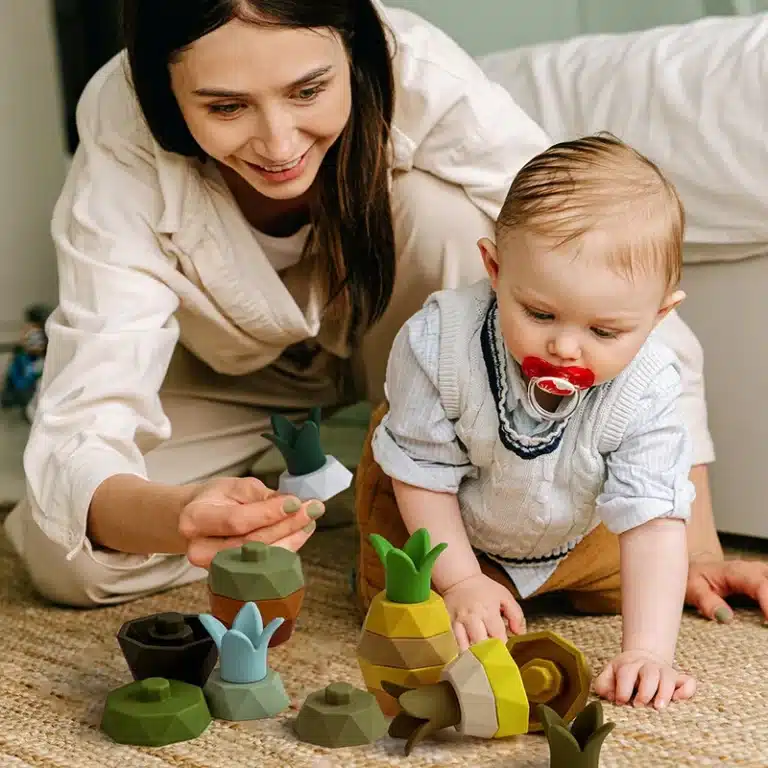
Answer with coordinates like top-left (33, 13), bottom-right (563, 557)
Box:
top-left (524, 307), bottom-right (554, 321)
top-left (591, 327), bottom-right (619, 339)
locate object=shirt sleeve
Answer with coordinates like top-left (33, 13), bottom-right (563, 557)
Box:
top-left (23, 61), bottom-right (181, 560)
top-left (371, 300), bottom-right (475, 493)
top-left (596, 364), bottom-right (696, 535)
top-left (386, 7), bottom-right (551, 220)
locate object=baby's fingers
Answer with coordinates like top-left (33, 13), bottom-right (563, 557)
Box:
top-left (632, 664), bottom-right (661, 708)
top-left (501, 597), bottom-right (526, 635)
top-left (594, 664), bottom-right (616, 702)
top-left (614, 661), bottom-right (644, 706)
top-left (452, 621), bottom-right (471, 653)
top-left (485, 610), bottom-right (509, 643)
top-left (671, 674), bottom-right (697, 702)
top-left (653, 667), bottom-right (679, 710)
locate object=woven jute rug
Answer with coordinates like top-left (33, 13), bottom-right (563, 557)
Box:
top-left (1, 519), bottom-right (767, 768)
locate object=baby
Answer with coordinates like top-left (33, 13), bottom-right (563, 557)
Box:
top-left (372, 134), bottom-right (696, 710)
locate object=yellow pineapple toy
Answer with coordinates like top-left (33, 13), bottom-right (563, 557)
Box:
top-left (356, 529), bottom-right (459, 716)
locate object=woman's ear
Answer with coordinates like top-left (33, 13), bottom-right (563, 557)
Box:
top-left (655, 289), bottom-right (686, 325)
top-left (478, 237), bottom-right (500, 289)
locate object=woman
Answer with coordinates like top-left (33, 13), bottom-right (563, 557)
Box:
top-left (4, 0), bottom-right (720, 614)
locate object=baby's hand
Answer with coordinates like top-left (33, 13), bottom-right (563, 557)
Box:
top-left (594, 649), bottom-right (696, 710)
top-left (442, 574), bottom-right (526, 651)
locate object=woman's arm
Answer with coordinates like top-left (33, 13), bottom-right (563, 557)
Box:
top-left (686, 464), bottom-right (724, 561)
top-left (23, 61), bottom-right (191, 561)
top-left (87, 475), bottom-right (199, 555)
top-left (385, 7), bottom-right (550, 220)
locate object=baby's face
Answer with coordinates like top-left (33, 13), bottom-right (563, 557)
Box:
top-left (481, 229), bottom-right (678, 387)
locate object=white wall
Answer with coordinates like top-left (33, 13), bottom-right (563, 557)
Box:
top-left (0, 1), bottom-right (68, 343)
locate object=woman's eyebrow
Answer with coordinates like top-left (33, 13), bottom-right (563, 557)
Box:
top-left (193, 66), bottom-right (334, 98)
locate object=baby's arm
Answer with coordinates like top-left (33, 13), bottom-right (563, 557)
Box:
top-left (594, 362), bottom-right (697, 708)
top-left (372, 302), bottom-right (524, 648)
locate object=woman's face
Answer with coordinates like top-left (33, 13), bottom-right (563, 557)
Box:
top-left (170, 18), bottom-right (352, 201)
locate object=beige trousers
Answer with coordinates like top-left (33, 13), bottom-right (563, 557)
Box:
top-left (4, 169), bottom-right (710, 608)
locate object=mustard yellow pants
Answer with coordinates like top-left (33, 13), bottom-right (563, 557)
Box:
top-left (355, 403), bottom-right (622, 615)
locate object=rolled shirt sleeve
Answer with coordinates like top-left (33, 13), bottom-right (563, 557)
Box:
top-left (597, 365), bottom-right (696, 535)
top-left (372, 300), bottom-right (475, 493)
top-left (23, 63), bottom-right (182, 560)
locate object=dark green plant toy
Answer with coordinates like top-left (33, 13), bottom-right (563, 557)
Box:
top-left (537, 700), bottom-right (615, 768)
top-left (263, 407), bottom-right (352, 501)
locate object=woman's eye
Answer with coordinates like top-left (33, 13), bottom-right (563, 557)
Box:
top-left (295, 85), bottom-right (324, 102)
top-left (591, 327), bottom-right (618, 339)
top-left (209, 103), bottom-right (244, 115)
top-left (525, 307), bottom-right (554, 321)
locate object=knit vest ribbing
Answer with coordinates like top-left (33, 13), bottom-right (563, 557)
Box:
top-left (430, 279), bottom-right (674, 563)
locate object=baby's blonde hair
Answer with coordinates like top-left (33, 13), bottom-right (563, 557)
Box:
top-left (498, 133), bottom-right (684, 288)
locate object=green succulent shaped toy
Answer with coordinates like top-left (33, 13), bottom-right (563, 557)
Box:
top-left (537, 700), bottom-right (615, 768)
top-left (198, 602), bottom-right (290, 721)
top-left (263, 407), bottom-right (352, 501)
top-left (370, 528), bottom-right (448, 604)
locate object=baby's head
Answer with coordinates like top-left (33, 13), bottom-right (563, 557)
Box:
top-left (479, 133), bottom-right (685, 388)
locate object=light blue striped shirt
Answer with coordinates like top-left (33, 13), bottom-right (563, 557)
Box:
top-left (373, 280), bottom-right (695, 598)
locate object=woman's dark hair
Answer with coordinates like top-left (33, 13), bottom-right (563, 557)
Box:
top-left (123, 0), bottom-right (396, 337)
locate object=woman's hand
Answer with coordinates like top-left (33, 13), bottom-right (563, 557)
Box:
top-left (686, 555), bottom-right (768, 623)
top-left (178, 476), bottom-right (324, 568)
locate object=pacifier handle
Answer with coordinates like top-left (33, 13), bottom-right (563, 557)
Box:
top-left (527, 376), bottom-right (582, 422)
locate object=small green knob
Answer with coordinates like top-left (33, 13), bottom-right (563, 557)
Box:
top-left (138, 678), bottom-right (172, 702)
top-left (148, 612), bottom-right (193, 644)
top-left (242, 542), bottom-right (270, 563)
top-left (325, 682), bottom-right (353, 706)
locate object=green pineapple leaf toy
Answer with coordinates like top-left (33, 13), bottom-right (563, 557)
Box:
top-left (263, 407), bottom-right (352, 501)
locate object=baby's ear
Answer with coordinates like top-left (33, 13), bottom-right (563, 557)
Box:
top-left (478, 237), bottom-right (500, 288)
top-left (655, 289), bottom-right (686, 325)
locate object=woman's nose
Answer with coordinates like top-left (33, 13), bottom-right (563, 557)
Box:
top-left (253, 107), bottom-right (296, 161)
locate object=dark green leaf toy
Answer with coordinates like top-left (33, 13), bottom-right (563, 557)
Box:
top-left (263, 407), bottom-right (326, 476)
top-left (537, 700), bottom-right (615, 768)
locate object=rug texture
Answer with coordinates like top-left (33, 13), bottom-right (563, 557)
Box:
top-left (0, 517), bottom-right (767, 768)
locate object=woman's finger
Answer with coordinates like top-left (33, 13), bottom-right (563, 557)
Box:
top-left (271, 520), bottom-right (317, 554)
top-left (185, 501), bottom-right (323, 566)
top-left (180, 494), bottom-right (310, 538)
top-left (686, 570), bottom-right (733, 624)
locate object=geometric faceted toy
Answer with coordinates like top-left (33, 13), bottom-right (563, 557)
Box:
top-left (100, 677), bottom-right (211, 747)
top-left (264, 407), bottom-right (353, 502)
top-left (208, 541), bottom-right (304, 647)
top-left (506, 630), bottom-right (591, 732)
top-left (383, 637), bottom-right (530, 755)
top-left (293, 682), bottom-right (389, 748)
top-left (357, 529), bottom-right (458, 716)
top-left (537, 700), bottom-right (615, 768)
top-left (198, 602), bottom-right (290, 721)
top-left (116, 611), bottom-right (218, 688)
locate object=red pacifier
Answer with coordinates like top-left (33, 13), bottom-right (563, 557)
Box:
top-left (521, 357), bottom-right (595, 421)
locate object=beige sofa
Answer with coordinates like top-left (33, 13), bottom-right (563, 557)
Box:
top-left (478, 14), bottom-right (768, 539)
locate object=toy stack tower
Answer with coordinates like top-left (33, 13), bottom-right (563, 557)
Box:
top-left (199, 601), bottom-right (290, 721)
top-left (207, 541), bottom-right (304, 647)
top-left (356, 529), bottom-right (459, 716)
